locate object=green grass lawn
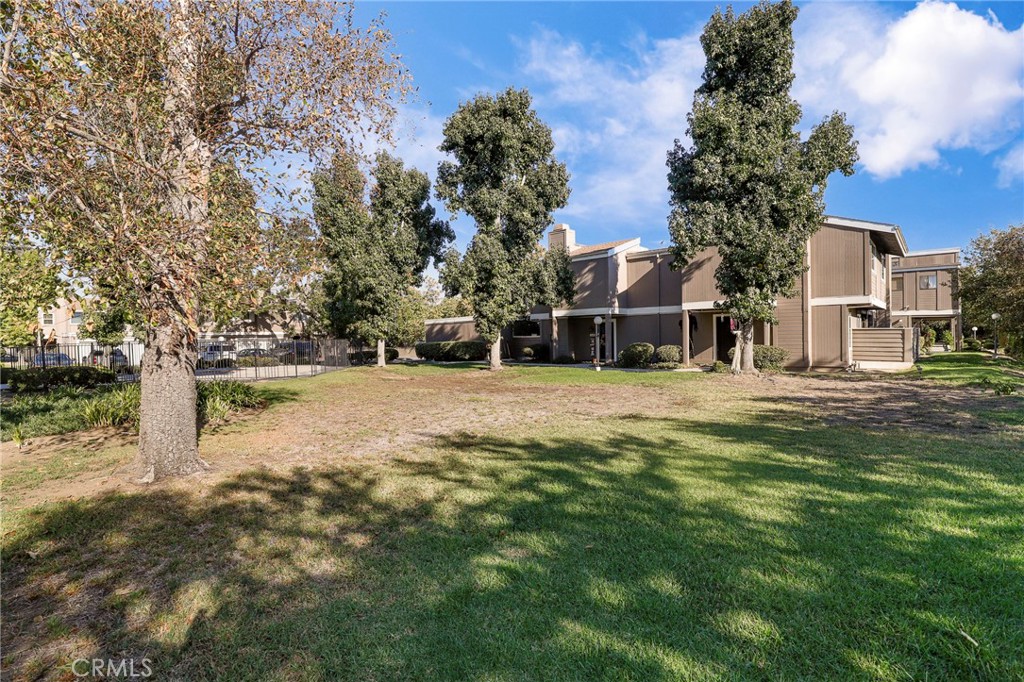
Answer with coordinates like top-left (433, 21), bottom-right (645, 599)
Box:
top-left (2, 365), bottom-right (1022, 680)
top-left (914, 351), bottom-right (1024, 389)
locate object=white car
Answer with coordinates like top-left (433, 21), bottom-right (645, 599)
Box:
top-left (200, 344), bottom-right (237, 364)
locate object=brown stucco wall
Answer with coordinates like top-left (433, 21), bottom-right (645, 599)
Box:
top-left (681, 248), bottom-right (721, 303)
top-left (425, 320), bottom-right (483, 343)
top-left (573, 259), bottom-right (610, 309)
top-left (811, 305), bottom-right (844, 368)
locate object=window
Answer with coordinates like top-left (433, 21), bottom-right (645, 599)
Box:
top-left (891, 257), bottom-right (901, 268)
top-left (42, 312), bottom-right (54, 325)
top-left (511, 319), bottom-right (541, 337)
top-left (892, 276), bottom-right (903, 293)
top-left (919, 274), bottom-right (937, 290)
top-left (70, 311), bottom-right (84, 324)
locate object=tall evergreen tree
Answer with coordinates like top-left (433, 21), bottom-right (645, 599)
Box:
top-left (316, 152), bottom-right (452, 365)
top-left (436, 88), bottom-right (574, 370)
top-left (667, 0), bottom-right (858, 373)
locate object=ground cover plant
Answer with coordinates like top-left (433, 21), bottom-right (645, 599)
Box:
top-left (1, 364), bottom-right (1021, 680)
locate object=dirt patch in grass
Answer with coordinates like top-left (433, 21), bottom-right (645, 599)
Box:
top-left (2, 367), bottom-right (1018, 515)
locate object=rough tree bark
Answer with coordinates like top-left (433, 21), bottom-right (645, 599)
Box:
top-left (731, 320), bottom-right (757, 374)
top-left (489, 336), bottom-right (503, 371)
top-left (376, 338), bottom-right (386, 367)
top-left (137, 0), bottom-right (208, 480)
top-left (137, 323), bottom-right (203, 481)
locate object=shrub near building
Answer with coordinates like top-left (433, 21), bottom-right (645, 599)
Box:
top-left (414, 341), bottom-right (488, 362)
top-left (726, 345), bottom-right (789, 372)
top-left (618, 342), bottom-right (655, 368)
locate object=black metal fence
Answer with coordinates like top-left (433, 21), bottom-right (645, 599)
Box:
top-left (1, 336), bottom-right (352, 384)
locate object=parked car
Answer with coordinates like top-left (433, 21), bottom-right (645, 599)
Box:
top-left (88, 349), bottom-right (129, 366)
top-left (0, 352), bottom-right (17, 363)
top-left (237, 348), bottom-right (271, 358)
top-left (270, 341), bottom-right (314, 363)
top-left (200, 343), bottom-right (237, 364)
top-left (32, 352), bottom-right (74, 367)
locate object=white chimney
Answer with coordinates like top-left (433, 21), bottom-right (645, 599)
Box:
top-left (548, 223), bottom-right (576, 251)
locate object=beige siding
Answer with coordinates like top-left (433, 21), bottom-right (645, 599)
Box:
top-left (897, 253), bottom-right (958, 268)
top-left (659, 257), bottom-right (683, 307)
top-left (810, 226), bottom-right (865, 297)
top-left (659, 314), bottom-right (683, 349)
top-left (625, 255), bottom-right (659, 308)
top-left (618, 314), bottom-right (659, 348)
top-left (775, 296), bottom-right (805, 368)
top-left (851, 328), bottom-right (911, 362)
top-left (425, 320), bottom-right (482, 342)
top-left (812, 305), bottom-right (844, 368)
top-left (691, 312), bottom-right (714, 364)
top-left (681, 247), bottom-right (721, 303)
top-left (937, 269), bottom-right (956, 309)
top-left (573, 258), bottom-right (610, 309)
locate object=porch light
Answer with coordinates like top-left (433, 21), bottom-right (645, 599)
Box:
top-left (593, 316), bottom-right (604, 370)
top-left (593, 316), bottom-right (604, 326)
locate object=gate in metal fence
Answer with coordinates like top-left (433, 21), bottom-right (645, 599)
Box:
top-left (1, 336), bottom-right (352, 383)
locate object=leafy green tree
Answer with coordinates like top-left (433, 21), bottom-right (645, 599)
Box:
top-left (960, 225), bottom-right (1023, 356)
top-left (0, 244), bottom-right (63, 346)
top-left (2, 0), bottom-right (406, 479)
top-left (436, 88), bottom-right (574, 370)
top-left (316, 151), bottom-right (452, 366)
top-left (666, 0), bottom-right (858, 373)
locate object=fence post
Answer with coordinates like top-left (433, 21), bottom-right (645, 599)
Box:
top-left (293, 339), bottom-right (298, 378)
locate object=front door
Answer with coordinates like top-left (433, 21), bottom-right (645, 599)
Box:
top-left (715, 315), bottom-right (734, 362)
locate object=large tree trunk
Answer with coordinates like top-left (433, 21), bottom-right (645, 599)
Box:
top-left (731, 320), bottom-right (757, 374)
top-left (137, 323), bottom-right (204, 482)
top-left (376, 338), bottom-right (386, 367)
top-left (489, 336), bottom-right (503, 371)
top-left (136, 0), bottom-right (209, 480)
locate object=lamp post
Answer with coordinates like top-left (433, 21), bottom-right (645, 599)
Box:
top-left (593, 315), bottom-right (604, 370)
top-left (991, 313), bottom-right (1001, 358)
top-left (971, 326), bottom-right (978, 339)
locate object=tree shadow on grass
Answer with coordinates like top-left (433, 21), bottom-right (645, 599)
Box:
top-left (2, 411), bottom-right (1021, 680)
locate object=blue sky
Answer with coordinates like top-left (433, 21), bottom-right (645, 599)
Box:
top-left (354, 1), bottom-right (1024, 254)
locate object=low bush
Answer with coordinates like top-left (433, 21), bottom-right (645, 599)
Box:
top-left (414, 341), bottom-right (488, 362)
top-left (197, 358), bottom-right (236, 369)
top-left (521, 346), bottom-right (534, 359)
top-left (3, 366), bottom-right (116, 393)
top-left (976, 376), bottom-right (1018, 396)
top-left (940, 330), bottom-right (955, 348)
top-left (654, 345), bottom-right (682, 364)
top-left (649, 362), bottom-right (680, 370)
top-left (79, 380), bottom-right (264, 431)
top-left (236, 356), bottom-right (280, 367)
top-left (618, 342), bottom-right (655, 368)
top-left (964, 338), bottom-right (983, 352)
top-left (552, 354), bottom-right (577, 364)
top-left (711, 360), bottom-right (730, 373)
top-left (527, 343), bottom-right (550, 362)
top-left (348, 347), bottom-right (400, 364)
top-left (726, 344), bottom-right (790, 372)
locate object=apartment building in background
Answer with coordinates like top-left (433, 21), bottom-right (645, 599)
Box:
top-left (425, 218), bottom-right (962, 371)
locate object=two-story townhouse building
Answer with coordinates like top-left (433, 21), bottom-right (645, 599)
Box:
top-left (426, 215), bottom-right (956, 371)
top-left (888, 248), bottom-right (961, 349)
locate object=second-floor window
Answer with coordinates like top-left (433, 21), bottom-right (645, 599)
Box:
top-left (42, 312), bottom-right (54, 325)
top-left (893, 276), bottom-right (903, 292)
top-left (919, 274), bottom-right (937, 290)
top-left (891, 257), bottom-right (900, 268)
top-left (511, 319), bottom-right (541, 337)
top-left (70, 312), bottom-right (84, 325)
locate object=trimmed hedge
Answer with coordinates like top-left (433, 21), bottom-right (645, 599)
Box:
top-left (520, 343), bottom-right (550, 362)
top-left (964, 338), bottom-right (984, 352)
top-left (3, 366), bottom-right (116, 393)
top-left (654, 345), bottom-right (682, 364)
top-left (552, 354), bottom-right (577, 364)
top-left (236, 356), bottom-right (281, 367)
top-left (414, 341), bottom-right (488, 362)
top-left (618, 342), bottom-right (655, 368)
top-left (348, 347), bottom-right (400, 364)
top-left (726, 344), bottom-right (789, 371)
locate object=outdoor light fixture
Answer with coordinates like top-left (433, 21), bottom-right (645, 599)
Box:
top-left (991, 313), bottom-right (1001, 358)
top-left (592, 316), bottom-right (604, 370)
top-left (972, 326), bottom-right (978, 339)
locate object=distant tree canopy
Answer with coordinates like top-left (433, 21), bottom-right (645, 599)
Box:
top-left (960, 224), bottom-right (1024, 355)
top-left (316, 151), bottom-right (452, 364)
top-left (0, 243), bottom-right (63, 346)
top-left (436, 88), bottom-right (574, 370)
top-left (666, 0), bottom-right (857, 373)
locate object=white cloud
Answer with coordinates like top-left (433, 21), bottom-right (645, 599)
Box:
top-left (795, 1), bottom-right (1024, 179)
top-left (995, 140), bottom-right (1024, 189)
top-left (514, 26), bottom-right (705, 234)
